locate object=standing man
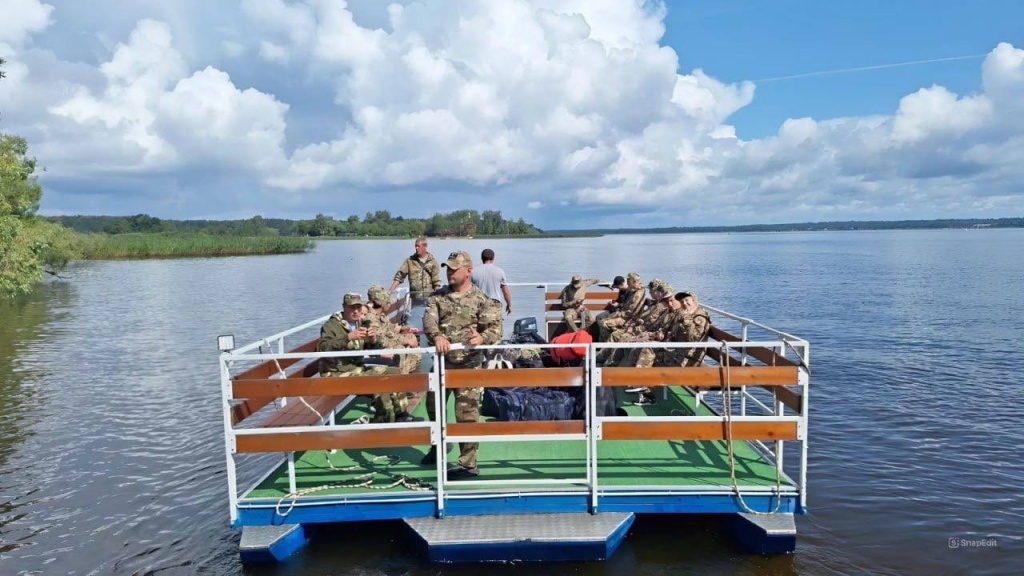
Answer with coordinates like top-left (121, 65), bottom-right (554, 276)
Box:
top-left (388, 236), bottom-right (442, 304)
top-left (471, 248), bottom-right (512, 315)
top-left (420, 251), bottom-right (503, 480)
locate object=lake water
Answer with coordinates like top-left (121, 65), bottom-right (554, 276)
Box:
top-left (1, 230), bottom-right (1022, 575)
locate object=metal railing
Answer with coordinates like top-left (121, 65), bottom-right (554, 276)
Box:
top-left (218, 291), bottom-right (810, 523)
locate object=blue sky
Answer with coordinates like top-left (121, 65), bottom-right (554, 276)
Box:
top-left (2, 0), bottom-right (1023, 229)
top-left (665, 0), bottom-right (1023, 137)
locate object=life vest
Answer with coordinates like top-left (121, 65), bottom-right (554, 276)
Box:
top-left (550, 330), bottom-right (592, 363)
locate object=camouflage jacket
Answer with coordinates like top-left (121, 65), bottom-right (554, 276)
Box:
top-left (366, 309), bottom-right (403, 348)
top-left (609, 287), bottom-right (647, 321)
top-left (423, 286), bottom-right (503, 365)
top-left (393, 253), bottom-right (442, 297)
top-left (559, 278), bottom-right (601, 308)
top-left (627, 300), bottom-right (672, 336)
top-left (661, 308), bottom-right (712, 366)
top-left (317, 313), bottom-right (369, 374)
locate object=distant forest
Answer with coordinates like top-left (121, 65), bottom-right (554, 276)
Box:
top-left (549, 217), bottom-right (1024, 235)
top-left (47, 210), bottom-right (542, 238)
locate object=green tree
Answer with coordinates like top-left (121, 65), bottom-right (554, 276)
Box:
top-left (1, 134), bottom-right (77, 297)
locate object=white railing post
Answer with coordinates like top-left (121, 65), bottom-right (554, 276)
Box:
top-left (434, 352), bottom-right (446, 518)
top-left (219, 354), bottom-right (239, 525)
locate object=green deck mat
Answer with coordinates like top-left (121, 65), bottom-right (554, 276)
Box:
top-left (244, 387), bottom-right (791, 499)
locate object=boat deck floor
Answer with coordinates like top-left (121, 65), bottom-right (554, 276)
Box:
top-left (243, 387), bottom-right (790, 500)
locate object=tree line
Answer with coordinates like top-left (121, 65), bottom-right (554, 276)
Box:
top-left (49, 209), bottom-right (543, 238)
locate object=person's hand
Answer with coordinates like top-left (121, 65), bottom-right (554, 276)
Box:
top-left (351, 327), bottom-right (369, 340)
top-left (435, 335), bottom-right (451, 355)
top-left (366, 327), bottom-right (377, 340)
top-left (402, 334), bottom-right (418, 348)
top-left (505, 303), bottom-right (512, 316)
top-left (466, 327), bottom-right (484, 347)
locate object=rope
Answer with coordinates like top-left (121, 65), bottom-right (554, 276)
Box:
top-left (720, 342), bottom-right (783, 515)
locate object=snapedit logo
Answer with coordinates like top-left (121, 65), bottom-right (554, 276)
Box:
top-left (948, 536), bottom-right (998, 549)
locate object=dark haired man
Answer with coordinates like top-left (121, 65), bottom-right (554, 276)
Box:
top-left (471, 248), bottom-right (512, 315)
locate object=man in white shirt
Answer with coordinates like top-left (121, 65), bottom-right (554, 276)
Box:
top-left (470, 248), bottom-right (512, 316)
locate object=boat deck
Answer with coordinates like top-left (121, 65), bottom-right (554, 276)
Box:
top-left (242, 387), bottom-right (791, 503)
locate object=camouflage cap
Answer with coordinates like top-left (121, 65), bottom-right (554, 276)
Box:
top-left (443, 250), bottom-right (473, 270)
top-left (367, 285), bottom-right (390, 307)
top-left (627, 272), bottom-right (641, 281)
top-left (659, 282), bottom-right (675, 298)
top-left (342, 292), bottom-right (363, 307)
top-left (675, 291), bottom-right (696, 302)
top-left (571, 274), bottom-right (583, 286)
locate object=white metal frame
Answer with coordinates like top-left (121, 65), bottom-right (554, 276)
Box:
top-left (218, 288), bottom-right (811, 523)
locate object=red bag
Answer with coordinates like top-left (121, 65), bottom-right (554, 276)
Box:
top-left (550, 331), bottom-right (592, 363)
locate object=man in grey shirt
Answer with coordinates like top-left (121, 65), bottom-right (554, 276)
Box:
top-left (471, 248), bottom-right (512, 316)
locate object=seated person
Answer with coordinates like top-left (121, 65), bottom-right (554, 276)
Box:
top-left (318, 292), bottom-right (421, 423)
top-left (596, 272), bottom-right (646, 341)
top-left (365, 284), bottom-right (422, 375)
top-left (601, 280), bottom-right (674, 368)
top-left (659, 291), bottom-right (712, 368)
top-left (559, 274), bottom-right (602, 333)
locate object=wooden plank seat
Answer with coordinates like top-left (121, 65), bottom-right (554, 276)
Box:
top-left (543, 290), bottom-right (617, 312)
top-left (257, 394), bottom-right (349, 428)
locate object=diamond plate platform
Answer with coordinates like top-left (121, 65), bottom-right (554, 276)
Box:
top-left (405, 512), bottom-right (635, 562)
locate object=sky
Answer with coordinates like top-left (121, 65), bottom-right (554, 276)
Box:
top-left (1, 0), bottom-right (1023, 229)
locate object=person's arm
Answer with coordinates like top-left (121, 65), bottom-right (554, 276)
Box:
top-left (389, 259), bottom-right (410, 294)
top-left (476, 298), bottom-right (504, 344)
top-left (501, 284), bottom-right (512, 316)
top-left (430, 257), bottom-right (442, 290)
top-left (423, 295), bottom-right (451, 354)
top-left (317, 317), bottom-right (352, 351)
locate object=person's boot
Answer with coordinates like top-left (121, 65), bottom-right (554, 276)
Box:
top-left (395, 412), bottom-right (424, 423)
top-left (420, 446), bottom-right (437, 465)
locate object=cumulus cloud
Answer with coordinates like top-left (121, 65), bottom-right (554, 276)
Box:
top-left (1, 0), bottom-right (1023, 225)
top-left (0, 0), bottom-right (53, 55)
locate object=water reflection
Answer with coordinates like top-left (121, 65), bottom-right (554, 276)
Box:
top-left (0, 281), bottom-right (75, 555)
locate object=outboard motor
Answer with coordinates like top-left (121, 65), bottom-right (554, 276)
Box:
top-left (511, 316), bottom-right (544, 344)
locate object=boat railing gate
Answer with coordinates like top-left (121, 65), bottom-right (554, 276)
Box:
top-left (218, 288), bottom-right (809, 525)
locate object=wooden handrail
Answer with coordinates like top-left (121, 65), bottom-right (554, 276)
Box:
top-left (233, 373), bottom-right (429, 398)
top-left (448, 421), bottom-right (585, 436)
top-left (544, 291), bottom-right (616, 301)
top-left (545, 303), bottom-right (613, 312)
top-left (235, 427), bottom-right (431, 453)
top-left (708, 327), bottom-right (798, 367)
top-left (445, 367), bottom-right (584, 388)
top-left (601, 366), bottom-right (799, 387)
top-left (601, 420), bottom-right (798, 441)
top-left (232, 338), bottom-right (320, 380)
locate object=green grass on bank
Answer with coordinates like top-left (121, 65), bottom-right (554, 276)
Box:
top-left (76, 233), bottom-right (314, 260)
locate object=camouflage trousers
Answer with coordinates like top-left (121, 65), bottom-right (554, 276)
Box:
top-left (597, 314), bottom-right (628, 341)
top-left (600, 329), bottom-right (657, 367)
top-left (563, 307), bottom-right (592, 332)
top-left (426, 361), bottom-right (484, 469)
top-left (325, 366), bottom-right (407, 423)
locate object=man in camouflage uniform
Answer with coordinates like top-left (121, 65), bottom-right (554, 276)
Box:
top-left (318, 292), bottom-right (422, 423)
top-left (658, 292), bottom-right (712, 368)
top-left (605, 280), bottom-right (676, 368)
top-left (366, 285), bottom-right (422, 376)
top-left (420, 251), bottom-right (503, 480)
top-left (597, 272), bottom-right (647, 341)
top-left (559, 274), bottom-right (602, 332)
top-left (388, 236), bottom-right (442, 303)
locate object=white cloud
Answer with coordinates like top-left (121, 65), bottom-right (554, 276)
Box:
top-left (1, 1), bottom-right (1023, 226)
top-left (259, 41), bottom-right (289, 64)
top-left (0, 0), bottom-right (53, 55)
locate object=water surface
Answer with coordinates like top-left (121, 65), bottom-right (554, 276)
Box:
top-left (1, 230), bottom-right (1021, 575)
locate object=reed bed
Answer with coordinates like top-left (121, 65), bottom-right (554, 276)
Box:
top-left (77, 233), bottom-right (314, 259)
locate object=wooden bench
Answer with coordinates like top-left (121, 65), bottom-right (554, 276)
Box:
top-left (543, 289), bottom-right (617, 340)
